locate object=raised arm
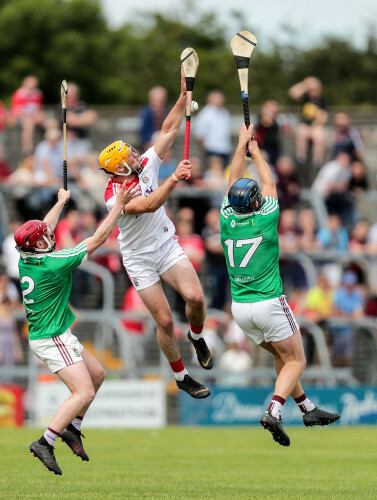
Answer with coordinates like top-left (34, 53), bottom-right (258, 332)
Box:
top-left (288, 78), bottom-right (310, 101)
top-left (153, 67), bottom-right (187, 159)
top-left (84, 182), bottom-right (141, 257)
top-left (124, 160), bottom-right (191, 215)
top-left (226, 123), bottom-right (253, 194)
top-left (43, 189), bottom-right (71, 230)
top-left (248, 139), bottom-right (277, 200)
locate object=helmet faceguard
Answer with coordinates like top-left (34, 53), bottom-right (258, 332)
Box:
top-left (228, 178), bottom-right (263, 215)
top-left (14, 220), bottom-right (56, 253)
top-left (98, 140), bottom-right (143, 177)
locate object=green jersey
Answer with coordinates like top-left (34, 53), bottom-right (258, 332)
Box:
top-left (18, 242), bottom-right (88, 340)
top-left (220, 196), bottom-right (282, 302)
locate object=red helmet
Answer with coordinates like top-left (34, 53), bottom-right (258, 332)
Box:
top-left (14, 220), bottom-right (55, 253)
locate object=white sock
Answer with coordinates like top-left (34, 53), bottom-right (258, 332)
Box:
top-left (174, 368), bottom-right (188, 381)
top-left (268, 395), bottom-right (286, 419)
top-left (296, 397), bottom-right (316, 413)
top-left (44, 427), bottom-right (59, 446)
top-left (190, 331), bottom-right (203, 341)
top-left (71, 417), bottom-right (82, 431)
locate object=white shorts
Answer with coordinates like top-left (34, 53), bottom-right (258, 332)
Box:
top-left (29, 328), bottom-right (84, 373)
top-left (231, 295), bottom-right (299, 345)
top-left (122, 236), bottom-right (188, 291)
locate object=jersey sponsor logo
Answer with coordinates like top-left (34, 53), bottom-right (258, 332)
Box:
top-left (231, 220), bottom-right (236, 228)
top-left (234, 275), bottom-right (255, 282)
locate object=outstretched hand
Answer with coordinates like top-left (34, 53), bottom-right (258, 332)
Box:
top-left (57, 188), bottom-right (71, 205)
top-left (117, 182), bottom-right (142, 206)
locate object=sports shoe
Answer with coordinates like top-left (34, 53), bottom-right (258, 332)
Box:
top-left (188, 331), bottom-right (213, 370)
top-left (176, 374), bottom-right (210, 399)
top-left (260, 411), bottom-right (290, 447)
top-left (60, 423), bottom-right (89, 461)
top-left (29, 437), bottom-right (62, 475)
top-left (303, 406), bottom-right (340, 427)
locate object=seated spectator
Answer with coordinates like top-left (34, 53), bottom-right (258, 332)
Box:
top-left (121, 286), bottom-right (151, 365)
top-left (349, 219), bottom-right (370, 254)
top-left (278, 209), bottom-right (308, 306)
top-left (158, 148), bottom-right (178, 184)
top-left (66, 82), bottom-right (97, 150)
top-left (203, 155), bottom-right (228, 193)
top-left (218, 340), bottom-right (252, 386)
top-left (330, 271), bottom-right (364, 367)
top-left (194, 90), bottom-right (232, 167)
top-left (179, 156), bottom-right (208, 190)
top-left (348, 160), bottom-right (369, 199)
top-left (312, 151), bottom-right (355, 228)
top-left (305, 273), bottom-right (334, 325)
top-left (9, 75), bottom-right (45, 154)
top-left (253, 99), bottom-right (281, 166)
top-left (0, 269), bottom-right (23, 382)
top-left (317, 214), bottom-right (349, 252)
top-left (78, 152), bottom-right (109, 212)
top-left (332, 112), bottom-right (364, 161)
top-left (1, 221), bottom-right (24, 299)
top-left (139, 86), bottom-right (169, 150)
top-left (298, 207), bottom-right (321, 253)
top-left (175, 207), bottom-right (205, 274)
top-left (288, 76), bottom-right (328, 169)
top-left (202, 208), bottom-right (229, 310)
top-left (275, 156), bottom-right (300, 211)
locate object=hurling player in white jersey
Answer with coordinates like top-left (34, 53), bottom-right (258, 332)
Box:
top-left (98, 67), bottom-right (212, 400)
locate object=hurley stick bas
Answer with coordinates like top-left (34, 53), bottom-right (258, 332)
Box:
top-left (60, 79), bottom-right (68, 191)
top-left (230, 31), bottom-right (257, 157)
top-left (180, 48), bottom-right (199, 161)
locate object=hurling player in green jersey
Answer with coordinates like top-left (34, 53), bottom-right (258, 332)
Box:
top-left (15, 182), bottom-right (141, 474)
top-left (220, 124), bottom-right (339, 447)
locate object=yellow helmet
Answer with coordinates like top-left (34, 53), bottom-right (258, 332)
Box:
top-left (98, 140), bottom-right (143, 177)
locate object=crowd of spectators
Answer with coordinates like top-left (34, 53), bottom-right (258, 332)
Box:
top-left (0, 74), bottom-right (376, 379)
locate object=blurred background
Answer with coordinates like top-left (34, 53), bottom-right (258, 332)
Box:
top-left (1, 0), bottom-right (377, 428)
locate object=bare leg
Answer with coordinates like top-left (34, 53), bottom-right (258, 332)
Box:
top-left (311, 125), bottom-right (327, 164)
top-left (48, 361), bottom-right (95, 434)
top-left (161, 258), bottom-right (206, 326)
top-left (260, 340), bottom-right (305, 399)
top-left (138, 281), bottom-right (180, 362)
top-left (295, 124), bottom-right (310, 160)
top-left (77, 347), bottom-right (106, 417)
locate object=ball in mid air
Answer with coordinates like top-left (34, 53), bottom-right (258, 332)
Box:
top-left (191, 101), bottom-right (199, 112)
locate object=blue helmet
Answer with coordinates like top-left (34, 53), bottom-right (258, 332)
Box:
top-left (228, 178), bottom-right (262, 214)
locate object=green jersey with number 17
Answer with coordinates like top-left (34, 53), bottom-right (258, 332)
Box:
top-left (18, 242), bottom-right (88, 340)
top-left (220, 195), bottom-right (282, 302)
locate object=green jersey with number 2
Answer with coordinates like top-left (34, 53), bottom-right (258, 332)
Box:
top-left (220, 196), bottom-right (282, 302)
top-left (18, 242), bottom-right (88, 340)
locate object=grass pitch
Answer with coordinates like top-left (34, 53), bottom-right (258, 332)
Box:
top-left (0, 426), bottom-right (376, 499)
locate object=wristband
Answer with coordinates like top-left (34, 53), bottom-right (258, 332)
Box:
top-left (172, 172), bottom-right (180, 182)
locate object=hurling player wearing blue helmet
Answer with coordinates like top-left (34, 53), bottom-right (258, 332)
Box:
top-left (220, 123), bottom-right (339, 447)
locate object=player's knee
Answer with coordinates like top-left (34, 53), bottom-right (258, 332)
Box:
top-left (96, 367), bottom-right (106, 388)
top-left (186, 290), bottom-right (205, 310)
top-left (82, 388), bottom-right (96, 407)
top-left (157, 314), bottom-right (174, 333)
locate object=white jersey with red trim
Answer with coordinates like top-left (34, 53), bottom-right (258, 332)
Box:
top-left (104, 146), bottom-right (175, 255)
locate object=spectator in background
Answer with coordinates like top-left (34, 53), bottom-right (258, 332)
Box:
top-left (317, 214), bottom-right (349, 252)
top-left (194, 91), bottom-right (232, 167)
top-left (78, 152), bottom-right (109, 212)
top-left (332, 112), bottom-right (364, 161)
top-left (1, 221), bottom-right (24, 299)
top-left (312, 151), bottom-right (355, 228)
top-left (158, 148), bottom-right (178, 184)
top-left (305, 273), bottom-right (334, 326)
top-left (139, 86), bottom-right (169, 150)
top-left (10, 75), bottom-right (45, 154)
top-left (330, 271), bottom-right (364, 367)
top-left (218, 339), bottom-right (252, 386)
top-left (297, 208), bottom-right (321, 253)
top-left (349, 219), bottom-right (370, 254)
top-left (348, 160), bottom-right (369, 199)
top-left (253, 99), bottom-right (281, 166)
top-left (190, 317), bottom-right (224, 373)
top-left (288, 76), bottom-right (327, 170)
top-left (0, 268), bottom-right (23, 382)
top-left (202, 208), bottom-right (230, 311)
top-left (275, 156), bottom-right (300, 211)
top-left (203, 155), bottom-right (228, 206)
top-left (66, 82), bottom-right (97, 151)
top-left (0, 145), bottom-right (12, 181)
top-left (175, 207), bottom-right (205, 274)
